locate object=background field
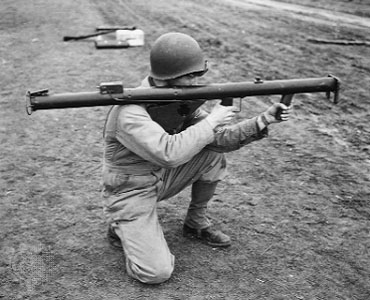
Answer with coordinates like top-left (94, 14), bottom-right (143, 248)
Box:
top-left (1, 0), bottom-right (369, 299)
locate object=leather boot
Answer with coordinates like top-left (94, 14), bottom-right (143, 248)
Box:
top-left (184, 181), bottom-right (231, 247)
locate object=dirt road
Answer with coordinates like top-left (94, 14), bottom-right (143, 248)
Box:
top-left (1, 0), bottom-right (369, 299)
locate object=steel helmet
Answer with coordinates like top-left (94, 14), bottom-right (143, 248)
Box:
top-left (150, 32), bottom-right (208, 80)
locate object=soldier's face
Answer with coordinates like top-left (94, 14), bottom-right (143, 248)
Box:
top-left (171, 74), bottom-right (198, 86)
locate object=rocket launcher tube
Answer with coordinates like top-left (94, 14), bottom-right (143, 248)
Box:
top-left (26, 75), bottom-right (340, 115)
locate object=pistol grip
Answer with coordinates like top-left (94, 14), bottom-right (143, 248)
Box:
top-left (221, 97), bottom-right (233, 106)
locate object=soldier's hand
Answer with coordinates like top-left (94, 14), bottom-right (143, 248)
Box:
top-left (264, 103), bottom-right (293, 124)
top-left (206, 102), bottom-right (236, 128)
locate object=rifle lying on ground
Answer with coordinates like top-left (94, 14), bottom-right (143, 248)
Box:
top-left (26, 75), bottom-right (340, 133)
top-left (63, 26), bottom-right (136, 41)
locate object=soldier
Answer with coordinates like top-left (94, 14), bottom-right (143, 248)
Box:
top-left (102, 32), bottom-right (292, 284)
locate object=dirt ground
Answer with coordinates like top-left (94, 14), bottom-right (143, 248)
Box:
top-left (1, 0), bottom-right (370, 299)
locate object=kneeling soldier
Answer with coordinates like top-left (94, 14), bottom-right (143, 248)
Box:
top-left (102, 32), bottom-right (292, 284)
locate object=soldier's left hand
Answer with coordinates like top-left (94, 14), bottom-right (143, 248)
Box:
top-left (264, 103), bottom-right (293, 124)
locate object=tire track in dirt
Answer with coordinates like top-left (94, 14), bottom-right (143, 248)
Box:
top-left (221, 0), bottom-right (370, 29)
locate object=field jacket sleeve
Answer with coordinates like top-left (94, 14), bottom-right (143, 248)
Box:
top-left (183, 108), bottom-right (268, 152)
top-left (206, 117), bottom-right (268, 152)
top-left (115, 104), bottom-right (215, 168)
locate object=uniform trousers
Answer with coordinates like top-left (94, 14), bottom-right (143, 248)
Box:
top-left (104, 149), bottom-right (226, 284)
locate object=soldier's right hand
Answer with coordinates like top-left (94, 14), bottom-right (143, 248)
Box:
top-left (205, 102), bottom-right (236, 128)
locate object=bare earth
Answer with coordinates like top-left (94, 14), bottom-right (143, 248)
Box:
top-left (1, 0), bottom-right (370, 299)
